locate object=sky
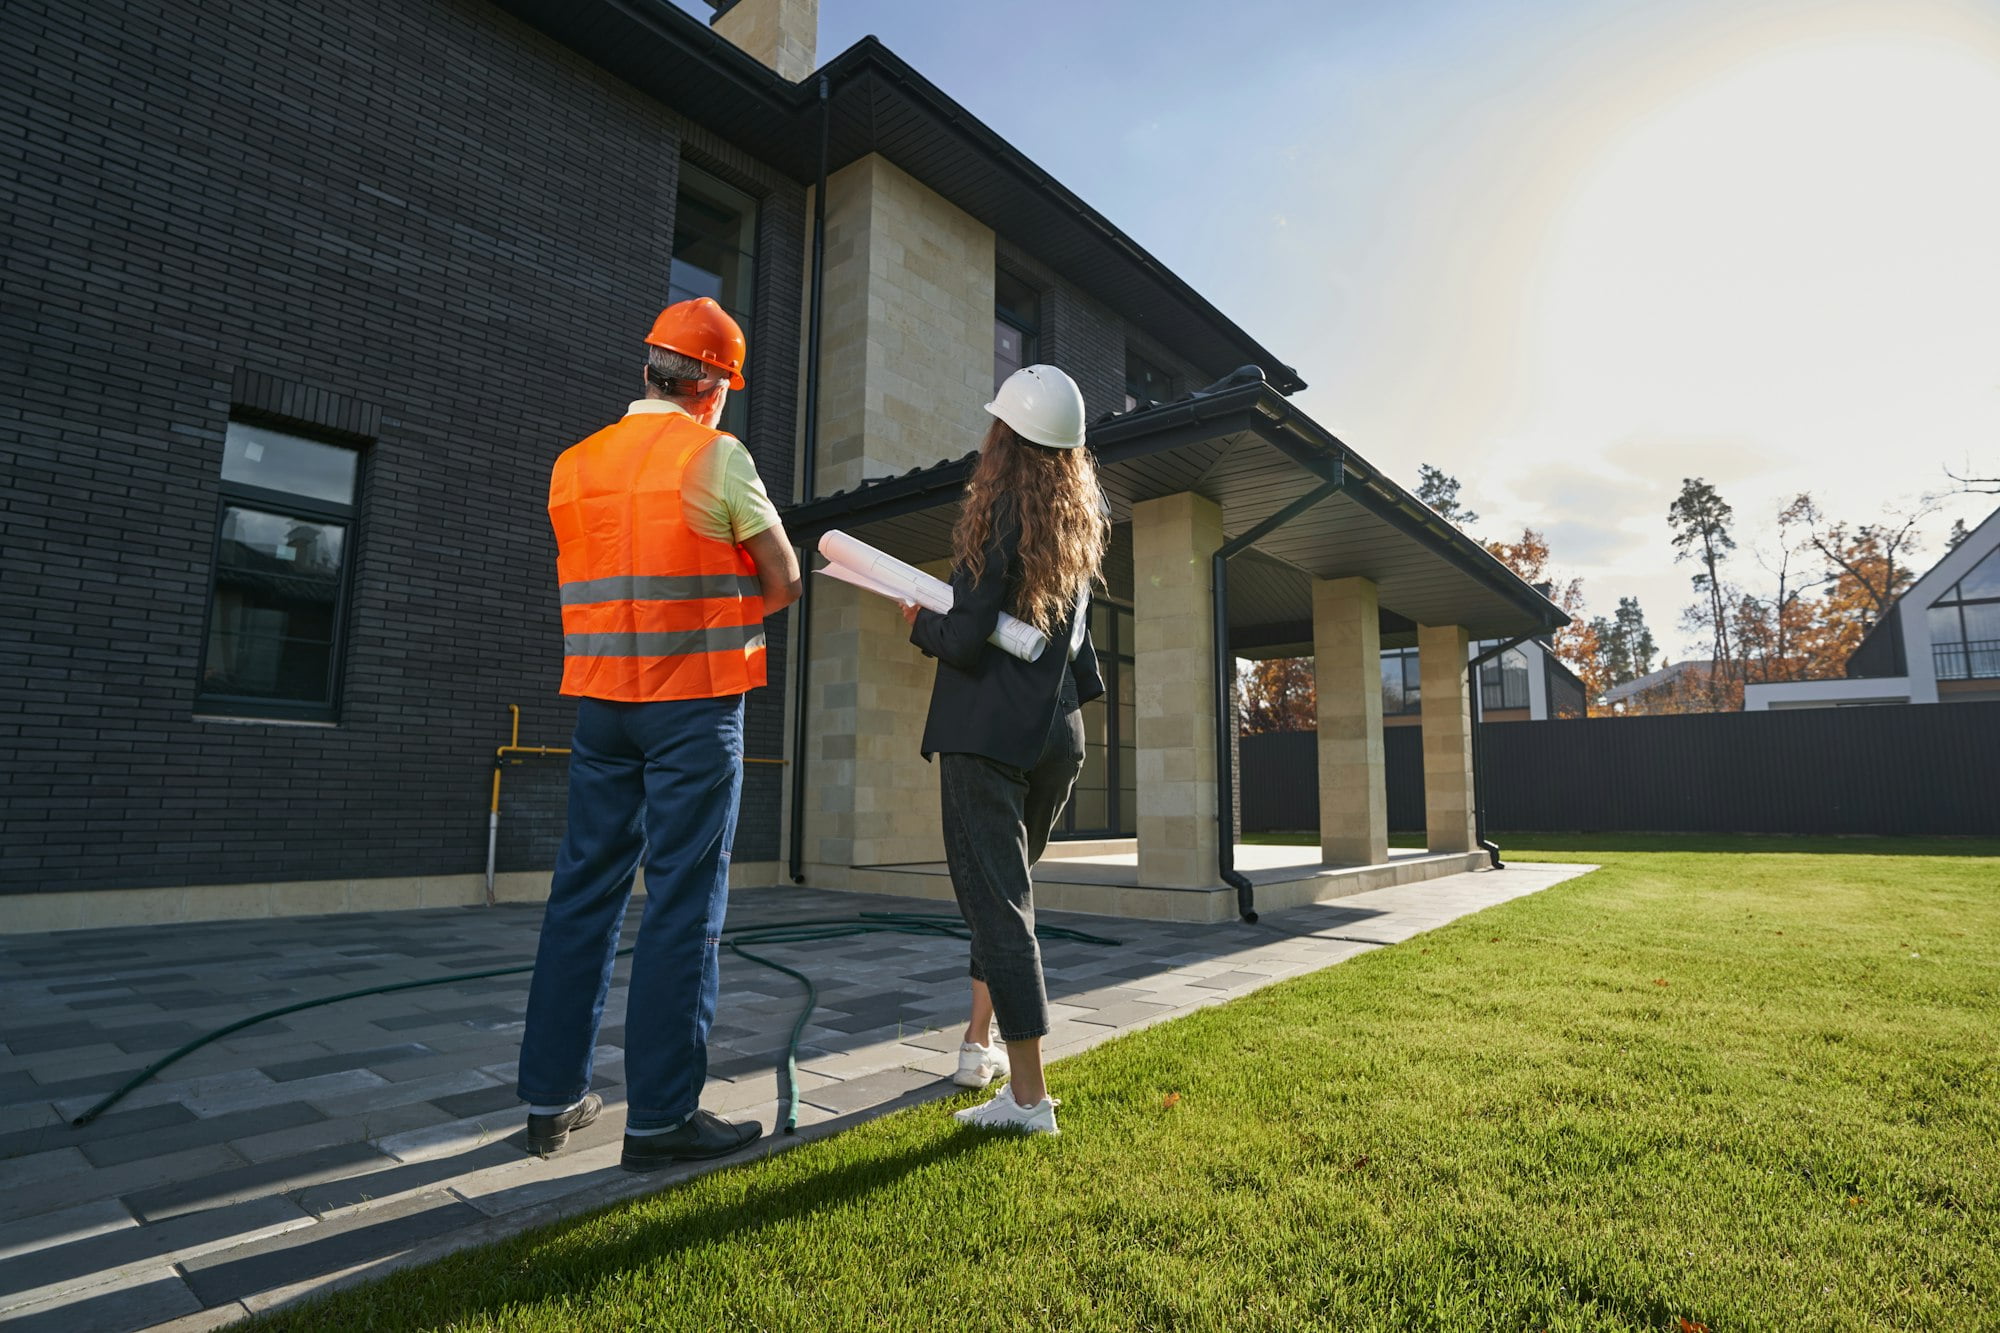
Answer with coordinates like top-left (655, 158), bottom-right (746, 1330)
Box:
top-left (692, 0), bottom-right (2000, 657)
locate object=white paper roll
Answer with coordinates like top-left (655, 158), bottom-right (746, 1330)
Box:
top-left (816, 530), bottom-right (1049, 663)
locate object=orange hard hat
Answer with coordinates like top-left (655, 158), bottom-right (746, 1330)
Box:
top-left (643, 297), bottom-right (746, 390)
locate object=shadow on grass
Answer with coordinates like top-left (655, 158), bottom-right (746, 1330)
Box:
top-left (266, 1124), bottom-right (1001, 1331)
top-left (1242, 830), bottom-right (2000, 858)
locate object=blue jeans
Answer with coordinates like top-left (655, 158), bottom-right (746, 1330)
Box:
top-left (516, 694), bottom-right (744, 1131)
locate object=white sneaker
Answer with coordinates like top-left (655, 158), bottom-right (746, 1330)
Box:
top-left (952, 1084), bottom-right (1060, 1135)
top-left (953, 1041), bottom-right (1009, 1089)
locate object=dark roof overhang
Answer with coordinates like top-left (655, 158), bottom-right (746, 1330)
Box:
top-left (489, 0), bottom-right (1304, 392)
top-left (782, 382), bottom-right (1571, 647)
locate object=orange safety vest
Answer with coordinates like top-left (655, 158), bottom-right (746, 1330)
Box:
top-left (548, 411), bottom-right (766, 701)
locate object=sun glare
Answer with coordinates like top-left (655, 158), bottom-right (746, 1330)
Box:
top-left (1534, 29), bottom-right (2000, 468)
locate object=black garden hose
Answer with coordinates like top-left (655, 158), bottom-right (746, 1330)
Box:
top-left (71, 911), bottom-right (1119, 1135)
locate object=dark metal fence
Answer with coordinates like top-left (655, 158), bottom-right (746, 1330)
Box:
top-left (1239, 702), bottom-right (2000, 836)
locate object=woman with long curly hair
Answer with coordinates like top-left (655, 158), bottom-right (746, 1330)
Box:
top-left (902, 364), bottom-right (1109, 1136)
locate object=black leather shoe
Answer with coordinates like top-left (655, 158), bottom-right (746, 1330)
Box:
top-left (524, 1093), bottom-right (603, 1156)
top-left (621, 1109), bottom-right (764, 1171)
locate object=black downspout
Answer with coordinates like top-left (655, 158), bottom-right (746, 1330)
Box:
top-left (1211, 549), bottom-right (1255, 922)
top-left (1210, 475), bottom-right (1343, 924)
top-left (1465, 633), bottom-right (1536, 870)
top-left (787, 73), bottom-right (831, 885)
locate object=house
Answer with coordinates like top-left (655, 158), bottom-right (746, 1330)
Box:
top-left (1380, 637), bottom-right (1587, 725)
top-left (1600, 659), bottom-right (1720, 713)
top-left (1744, 505), bottom-right (2000, 710)
top-left (2, 0), bottom-right (1566, 932)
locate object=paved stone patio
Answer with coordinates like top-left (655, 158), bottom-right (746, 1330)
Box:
top-left (0, 863), bottom-right (1593, 1330)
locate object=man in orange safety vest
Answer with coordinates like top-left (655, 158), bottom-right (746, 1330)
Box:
top-left (516, 298), bottom-right (800, 1171)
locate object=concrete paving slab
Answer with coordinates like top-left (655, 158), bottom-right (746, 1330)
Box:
top-left (0, 862), bottom-right (1598, 1325)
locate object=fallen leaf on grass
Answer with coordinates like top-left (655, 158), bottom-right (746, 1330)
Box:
top-left (1162, 1092), bottom-right (1181, 1110)
top-left (1654, 978), bottom-right (1669, 987)
top-left (1846, 1195), bottom-right (1863, 1208)
top-left (1679, 1319), bottom-right (1710, 1333)
top-left (1349, 1154), bottom-right (1371, 1170)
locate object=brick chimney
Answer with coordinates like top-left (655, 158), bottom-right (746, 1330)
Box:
top-left (712, 0), bottom-right (817, 83)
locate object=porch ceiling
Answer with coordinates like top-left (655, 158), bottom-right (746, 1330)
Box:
top-left (782, 381), bottom-right (1569, 646)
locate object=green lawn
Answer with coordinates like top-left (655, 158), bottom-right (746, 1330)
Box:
top-left (260, 838), bottom-right (2000, 1331)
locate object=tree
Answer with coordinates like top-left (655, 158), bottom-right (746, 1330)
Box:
top-left (1416, 464), bottom-right (1478, 529)
top-left (1946, 518), bottom-right (1971, 552)
top-left (1790, 493), bottom-right (1933, 629)
top-left (1590, 596), bottom-right (1658, 687)
top-left (1733, 496), bottom-right (1820, 684)
top-left (1789, 524), bottom-right (1921, 678)
top-left (1666, 478), bottom-right (1737, 708)
top-left (1945, 463), bottom-right (1999, 495)
top-left (1483, 527), bottom-right (1594, 691)
top-left (1238, 656), bottom-right (1316, 734)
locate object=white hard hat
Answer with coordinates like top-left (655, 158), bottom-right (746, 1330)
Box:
top-left (985, 365), bottom-right (1087, 450)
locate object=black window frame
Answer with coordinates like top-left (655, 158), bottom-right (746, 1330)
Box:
top-left (1475, 639), bottom-right (1533, 711)
top-left (194, 422), bottom-right (364, 724)
top-left (1055, 599), bottom-right (1134, 840)
top-left (1380, 647), bottom-right (1422, 717)
top-left (1928, 553), bottom-right (2000, 681)
top-left (668, 161), bottom-right (761, 440)
top-left (1123, 351), bottom-right (1173, 413)
top-left (993, 268), bottom-right (1041, 391)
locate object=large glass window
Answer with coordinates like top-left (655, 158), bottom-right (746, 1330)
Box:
top-left (994, 270), bottom-right (1041, 391)
top-left (197, 423), bottom-right (360, 720)
top-left (1380, 649), bottom-right (1421, 716)
top-left (670, 165), bottom-right (758, 437)
top-left (1929, 544), bottom-right (2000, 680)
top-left (1124, 353), bottom-right (1172, 412)
top-left (1476, 640), bottom-right (1533, 710)
top-left (1058, 601), bottom-right (1135, 838)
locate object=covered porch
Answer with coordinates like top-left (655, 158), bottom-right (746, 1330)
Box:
top-left (780, 375), bottom-right (1568, 921)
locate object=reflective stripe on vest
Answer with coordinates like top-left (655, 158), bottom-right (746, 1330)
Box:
top-left (559, 574), bottom-right (762, 606)
top-left (549, 411), bottom-right (767, 702)
top-left (564, 625), bottom-right (768, 658)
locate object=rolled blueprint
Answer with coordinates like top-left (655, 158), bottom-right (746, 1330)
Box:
top-left (816, 529), bottom-right (1049, 663)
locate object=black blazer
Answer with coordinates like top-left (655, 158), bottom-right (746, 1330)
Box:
top-left (909, 506), bottom-right (1105, 769)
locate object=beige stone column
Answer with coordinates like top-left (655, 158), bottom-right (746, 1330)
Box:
top-left (1313, 577), bottom-right (1387, 866)
top-left (1132, 492), bottom-right (1223, 889)
top-left (1419, 623), bottom-right (1477, 853)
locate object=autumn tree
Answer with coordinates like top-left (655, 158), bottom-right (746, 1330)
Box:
top-left (1237, 656), bottom-right (1316, 734)
top-left (1789, 524), bottom-right (1921, 677)
top-left (1416, 464), bottom-right (1478, 530)
top-left (1790, 493), bottom-right (1932, 631)
top-left (1479, 526), bottom-right (1609, 705)
top-left (1666, 477), bottom-right (1737, 707)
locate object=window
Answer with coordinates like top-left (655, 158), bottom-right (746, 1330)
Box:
top-left (1476, 640), bottom-right (1532, 711)
top-left (1929, 545), bottom-right (2000, 680)
top-left (197, 422), bottom-right (360, 720)
top-left (1123, 353), bottom-right (1172, 412)
top-left (670, 165), bottom-right (759, 437)
top-left (1380, 649), bottom-right (1421, 716)
top-left (1058, 602), bottom-right (1136, 838)
top-left (994, 270), bottom-right (1041, 390)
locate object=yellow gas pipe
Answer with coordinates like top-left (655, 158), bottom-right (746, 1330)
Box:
top-left (486, 704), bottom-right (786, 907)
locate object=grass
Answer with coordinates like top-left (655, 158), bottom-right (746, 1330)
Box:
top-left (258, 838), bottom-right (2000, 1331)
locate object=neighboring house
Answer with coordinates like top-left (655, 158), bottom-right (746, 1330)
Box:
top-left (1600, 659), bottom-right (1719, 713)
top-left (1745, 505), bottom-right (2000, 711)
top-left (1380, 638), bottom-right (1587, 725)
top-left (4, 0), bottom-right (1564, 930)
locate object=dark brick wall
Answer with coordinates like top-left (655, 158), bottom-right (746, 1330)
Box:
top-left (0, 0), bottom-right (804, 894)
top-left (995, 236), bottom-right (1220, 423)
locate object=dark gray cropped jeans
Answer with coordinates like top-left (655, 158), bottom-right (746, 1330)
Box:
top-left (938, 702), bottom-right (1085, 1042)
